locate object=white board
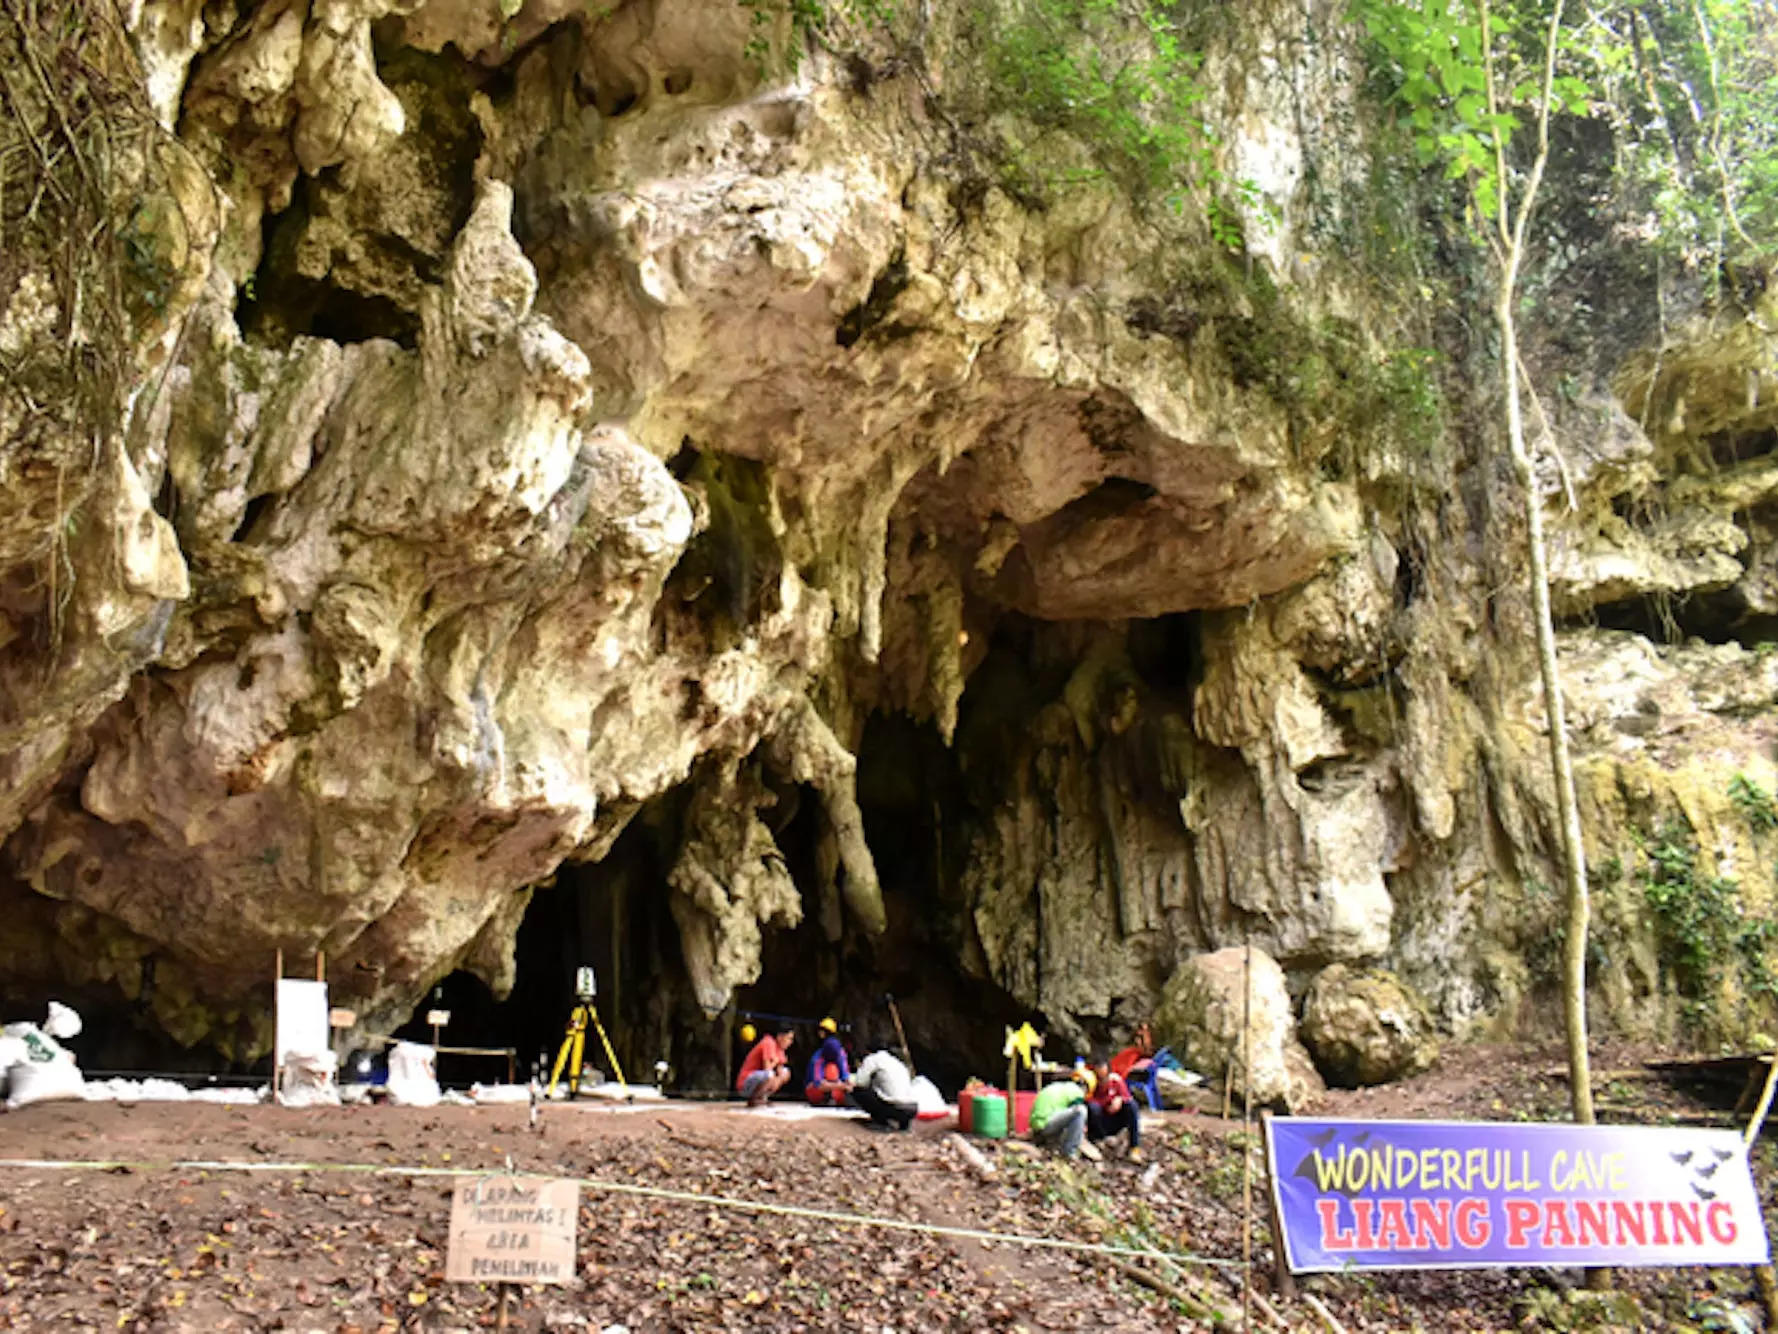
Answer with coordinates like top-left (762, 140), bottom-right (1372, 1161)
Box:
top-left (275, 979), bottom-right (330, 1065)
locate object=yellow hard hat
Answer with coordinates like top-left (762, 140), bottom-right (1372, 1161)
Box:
top-left (1074, 1067), bottom-right (1097, 1095)
top-left (818, 1016), bottom-right (837, 1035)
top-left (739, 1022), bottom-right (757, 1043)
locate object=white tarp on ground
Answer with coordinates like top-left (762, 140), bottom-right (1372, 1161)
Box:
top-left (82, 1078), bottom-right (263, 1105)
top-left (469, 1083), bottom-right (535, 1104)
top-left (739, 1102), bottom-right (866, 1121)
top-left (578, 1081), bottom-right (664, 1102)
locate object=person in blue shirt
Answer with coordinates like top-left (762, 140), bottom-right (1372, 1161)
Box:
top-left (804, 1016), bottom-right (851, 1106)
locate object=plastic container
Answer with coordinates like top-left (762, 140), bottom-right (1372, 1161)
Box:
top-left (972, 1091), bottom-right (1008, 1139)
top-left (1012, 1089), bottom-right (1036, 1135)
top-left (958, 1086), bottom-right (980, 1134)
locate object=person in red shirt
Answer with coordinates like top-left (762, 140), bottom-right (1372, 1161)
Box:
top-left (1109, 1023), bottom-right (1154, 1082)
top-left (1085, 1052), bottom-right (1141, 1160)
top-left (735, 1026), bottom-right (795, 1107)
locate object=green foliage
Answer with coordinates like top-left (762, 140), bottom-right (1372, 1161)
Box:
top-left (743, 0), bottom-right (1239, 235)
top-left (1729, 772), bottom-right (1778, 833)
top-left (1217, 297), bottom-right (1446, 457)
top-left (1579, 0), bottom-right (1778, 263)
top-left (1351, 0), bottom-right (1582, 222)
top-left (1351, 0), bottom-right (1778, 264)
top-left (736, 0), bottom-right (898, 73)
top-left (1637, 821), bottom-right (1778, 1027)
top-left (969, 0), bottom-right (1225, 223)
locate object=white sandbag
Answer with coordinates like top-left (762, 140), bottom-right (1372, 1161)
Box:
top-left (43, 1001), bottom-right (82, 1040)
top-left (6, 1057), bottom-right (85, 1109)
top-left (0, 1036), bottom-right (22, 1100)
top-left (910, 1075), bottom-right (948, 1117)
top-left (386, 1041), bottom-right (440, 1107)
top-left (278, 1050), bottom-right (340, 1107)
top-left (3, 1023), bottom-right (69, 1064)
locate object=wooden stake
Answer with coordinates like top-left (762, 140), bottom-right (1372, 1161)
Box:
top-left (1743, 1052), bottom-right (1778, 1327)
top-left (1302, 1291), bottom-right (1351, 1334)
top-left (315, 952), bottom-right (325, 982)
top-left (886, 993), bottom-right (915, 1076)
top-left (1241, 940), bottom-right (1254, 1334)
top-left (495, 1283), bottom-right (511, 1330)
top-left (272, 948), bottom-right (283, 1102)
top-left (1107, 1259), bottom-right (1232, 1323)
top-left (1258, 1112), bottom-right (1298, 1299)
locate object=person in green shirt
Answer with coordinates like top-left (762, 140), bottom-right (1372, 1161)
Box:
top-left (1029, 1073), bottom-right (1088, 1158)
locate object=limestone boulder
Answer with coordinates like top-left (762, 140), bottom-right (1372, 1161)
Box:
top-left (1299, 964), bottom-right (1439, 1088)
top-left (1156, 947), bottom-right (1323, 1112)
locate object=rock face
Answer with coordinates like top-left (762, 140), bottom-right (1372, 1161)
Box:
top-left (1156, 947), bottom-right (1323, 1112)
top-left (1, 0), bottom-right (1777, 1074)
top-left (1299, 964), bottom-right (1440, 1088)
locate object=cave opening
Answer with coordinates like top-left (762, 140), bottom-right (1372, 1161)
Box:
top-left (393, 809), bottom-right (714, 1090)
top-left (741, 708), bottom-right (1033, 1097)
top-left (1586, 588), bottom-right (1778, 647)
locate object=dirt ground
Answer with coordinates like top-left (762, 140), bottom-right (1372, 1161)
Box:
top-left (0, 1041), bottom-right (1772, 1332)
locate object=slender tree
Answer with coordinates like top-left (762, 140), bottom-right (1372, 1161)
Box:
top-left (1478, 0), bottom-right (1595, 1126)
top-left (1355, 0), bottom-right (1595, 1122)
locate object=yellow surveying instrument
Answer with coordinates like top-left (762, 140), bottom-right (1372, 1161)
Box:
top-left (547, 964), bottom-right (626, 1099)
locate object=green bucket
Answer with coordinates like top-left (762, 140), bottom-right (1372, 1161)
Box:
top-left (972, 1091), bottom-right (1008, 1139)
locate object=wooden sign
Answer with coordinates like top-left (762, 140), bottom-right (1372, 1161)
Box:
top-left (328, 1008), bottom-right (356, 1028)
top-left (446, 1176), bottom-right (579, 1286)
top-left (427, 1009), bottom-right (452, 1028)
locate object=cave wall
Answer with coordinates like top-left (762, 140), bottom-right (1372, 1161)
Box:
top-left (2, 0), bottom-right (1777, 1064)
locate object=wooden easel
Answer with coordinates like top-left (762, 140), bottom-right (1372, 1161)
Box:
top-left (270, 949), bottom-right (325, 1100)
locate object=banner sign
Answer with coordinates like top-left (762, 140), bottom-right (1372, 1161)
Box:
top-left (1266, 1118), bottom-right (1770, 1272)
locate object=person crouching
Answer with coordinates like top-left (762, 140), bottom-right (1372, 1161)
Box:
top-left (850, 1045), bottom-right (917, 1131)
top-left (1030, 1070), bottom-right (1089, 1158)
top-left (1086, 1052), bottom-right (1141, 1160)
top-left (736, 1026), bottom-right (795, 1107)
top-left (805, 1016), bottom-right (851, 1106)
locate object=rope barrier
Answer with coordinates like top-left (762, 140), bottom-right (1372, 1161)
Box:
top-left (0, 1155), bottom-right (1247, 1270)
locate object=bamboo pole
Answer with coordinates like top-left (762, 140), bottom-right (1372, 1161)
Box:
top-left (1241, 940), bottom-right (1254, 1334)
top-left (1743, 1053), bottom-right (1778, 1326)
top-left (272, 948), bottom-right (283, 1101)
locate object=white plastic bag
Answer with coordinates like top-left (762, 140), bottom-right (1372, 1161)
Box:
top-left (386, 1041), bottom-right (440, 1107)
top-left (910, 1075), bottom-right (948, 1118)
top-left (43, 1001), bottom-right (82, 1040)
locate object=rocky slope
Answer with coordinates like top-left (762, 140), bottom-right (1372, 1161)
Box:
top-left (1, 0), bottom-right (1775, 1083)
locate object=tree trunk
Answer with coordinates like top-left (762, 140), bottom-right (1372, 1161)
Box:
top-left (1496, 285), bottom-right (1596, 1128)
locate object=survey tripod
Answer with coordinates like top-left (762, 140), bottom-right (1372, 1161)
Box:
top-left (547, 965), bottom-right (626, 1098)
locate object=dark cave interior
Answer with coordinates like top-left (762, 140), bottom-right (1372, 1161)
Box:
top-left (0, 613), bottom-right (1209, 1097)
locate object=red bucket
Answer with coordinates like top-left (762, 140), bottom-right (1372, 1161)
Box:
top-left (1012, 1089), bottom-right (1036, 1135)
top-left (958, 1086), bottom-right (992, 1133)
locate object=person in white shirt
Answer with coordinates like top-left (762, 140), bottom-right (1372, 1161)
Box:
top-left (850, 1048), bottom-right (917, 1131)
